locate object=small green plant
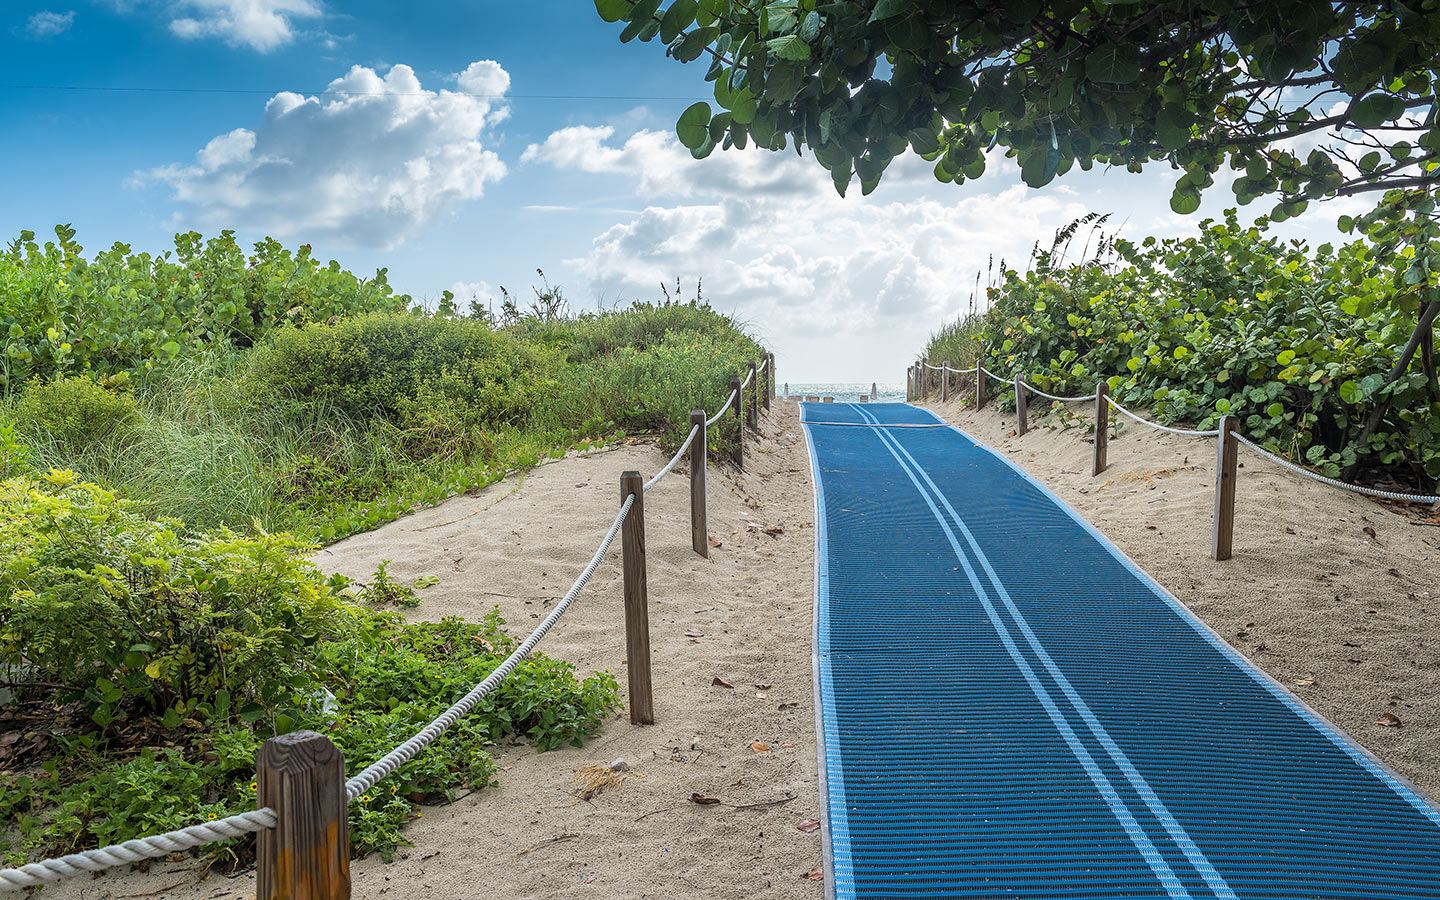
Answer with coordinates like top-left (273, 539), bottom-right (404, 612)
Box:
top-left (0, 418), bottom-right (29, 478)
top-left (14, 375), bottom-right (136, 453)
top-left (354, 560), bottom-right (421, 608)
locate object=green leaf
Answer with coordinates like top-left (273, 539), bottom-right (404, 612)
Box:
top-left (768, 34), bottom-right (811, 61)
top-left (676, 101), bottom-right (712, 149)
top-left (1350, 93), bottom-right (1404, 129)
top-left (1276, 349), bottom-right (1295, 365)
top-left (1266, 402), bottom-right (1285, 419)
top-left (1085, 43), bottom-right (1141, 84)
top-left (1169, 185), bottom-right (1201, 215)
top-left (799, 10), bottom-right (821, 42)
top-left (595, 0), bottom-right (629, 22)
top-left (1155, 104), bottom-right (1193, 151)
top-left (660, 0), bottom-right (697, 43)
top-left (1338, 380), bottom-right (1362, 404)
top-left (868, 0), bottom-right (910, 23)
top-left (627, 0), bottom-right (662, 23)
top-left (414, 575), bottom-right (440, 589)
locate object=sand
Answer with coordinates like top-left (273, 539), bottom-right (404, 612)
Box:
top-left (42, 402), bottom-right (825, 900)
top-left (922, 392), bottom-right (1440, 801)
top-left (33, 390), bottom-right (1440, 899)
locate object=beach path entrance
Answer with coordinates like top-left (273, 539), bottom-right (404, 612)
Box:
top-left (801, 401), bottom-right (1440, 899)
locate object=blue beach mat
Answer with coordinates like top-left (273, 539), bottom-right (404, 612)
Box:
top-left (802, 401), bottom-right (1440, 899)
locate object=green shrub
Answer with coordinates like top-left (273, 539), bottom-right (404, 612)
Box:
top-left (14, 376), bottom-right (136, 452)
top-left (0, 473), bottom-right (621, 865)
top-left (0, 226), bottom-right (411, 391)
top-left (0, 471), bottom-right (360, 721)
top-left (247, 313), bottom-right (551, 432)
top-left (958, 211), bottom-right (1440, 487)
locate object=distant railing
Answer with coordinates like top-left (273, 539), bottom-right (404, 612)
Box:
top-left (1, 353), bottom-right (779, 897)
top-left (907, 357), bottom-right (1439, 561)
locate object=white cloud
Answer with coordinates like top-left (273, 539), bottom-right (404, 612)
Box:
top-left (142, 60), bottom-right (510, 250)
top-left (167, 0), bottom-right (321, 52)
top-left (524, 124), bottom-right (1086, 378)
top-left (24, 10), bottom-right (74, 38)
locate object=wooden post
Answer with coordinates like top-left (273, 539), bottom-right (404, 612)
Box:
top-left (941, 361), bottom-right (950, 402)
top-left (783, 381), bottom-right (789, 398)
top-left (689, 410), bottom-right (707, 558)
top-left (1212, 416), bottom-right (1239, 561)
top-left (1093, 382), bottom-right (1110, 476)
top-left (919, 360), bottom-right (928, 397)
top-left (871, 381), bottom-right (877, 401)
top-left (976, 360), bottom-right (986, 408)
top-left (906, 367), bottom-right (912, 401)
top-left (257, 731), bottom-right (350, 900)
top-left (1015, 375), bottom-right (1028, 436)
top-left (620, 471), bottom-right (654, 724)
top-left (747, 362), bottom-right (759, 430)
top-left (730, 376), bottom-right (744, 470)
top-left (766, 353), bottom-right (775, 404)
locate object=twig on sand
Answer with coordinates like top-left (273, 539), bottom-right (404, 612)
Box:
top-left (118, 879), bottom-right (189, 898)
top-left (516, 832), bottom-right (579, 856)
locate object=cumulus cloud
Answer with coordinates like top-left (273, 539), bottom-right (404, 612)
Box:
top-left (167, 0), bottom-right (322, 51)
top-left (524, 123), bottom-right (1084, 366)
top-left (142, 60), bottom-right (511, 249)
top-left (24, 10), bottom-right (74, 38)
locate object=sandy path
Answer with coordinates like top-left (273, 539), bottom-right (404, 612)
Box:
top-left (43, 402), bottom-right (824, 900)
top-left (922, 394), bottom-right (1440, 800)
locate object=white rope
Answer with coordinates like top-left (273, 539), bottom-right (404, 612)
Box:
top-left (643, 423), bottom-right (699, 492)
top-left (740, 368), bottom-right (755, 389)
top-left (344, 493), bottom-right (635, 800)
top-left (1020, 379), bottom-right (1090, 403)
top-left (705, 389), bottom-right (738, 427)
top-left (981, 365), bottom-right (1011, 384)
top-left (921, 362), bottom-right (946, 371)
top-left (1233, 434), bottom-right (1440, 504)
top-left (0, 808), bottom-right (277, 891)
top-left (1105, 397), bottom-right (1221, 437)
top-left (758, 356), bottom-right (768, 373)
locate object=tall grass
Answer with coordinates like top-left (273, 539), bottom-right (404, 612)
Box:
top-left (9, 301), bottom-right (764, 539)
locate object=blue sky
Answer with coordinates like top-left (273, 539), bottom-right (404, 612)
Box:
top-left (2, 1), bottom-right (1361, 381)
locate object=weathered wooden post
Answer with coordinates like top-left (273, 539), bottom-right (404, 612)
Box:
top-left (871, 381), bottom-right (877, 401)
top-left (783, 381), bottom-right (789, 398)
top-left (1093, 382), bottom-right (1110, 476)
top-left (975, 359), bottom-right (986, 409)
top-left (766, 353), bottom-right (775, 405)
top-left (746, 362), bottom-right (758, 430)
top-left (905, 366), bottom-right (913, 401)
top-left (941, 361), bottom-right (950, 402)
top-left (689, 411), bottom-right (707, 558)
top-left (620, 471), bottom-right (654, 724)
top-left (257, 731), bottom-right (350, 900)
top-left (1014, 374), bottom-right (1028, 436)
top-left (1212, 416), bottom-right (1239, 561)
top-left (730, 376), bottom-right (744, 469)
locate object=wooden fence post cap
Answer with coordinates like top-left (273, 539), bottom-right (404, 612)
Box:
top-left (690, 410), bottom-right (705, 422)
top-left (258, 730), bottom-right (341, 767)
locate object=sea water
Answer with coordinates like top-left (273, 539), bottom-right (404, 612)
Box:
top-left (780, 382), bottom-right (906, 403)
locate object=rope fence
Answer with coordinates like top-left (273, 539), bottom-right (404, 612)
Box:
top-left (906, 355), bottom-right (1440, 561)
top-left (1, 350), bottom-right (780, 897)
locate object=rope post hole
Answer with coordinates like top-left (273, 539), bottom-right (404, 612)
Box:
top-left (1093, 383), bottom-right (1109, 476)
top-left (975, 360), bottom-right (986, 409)
top-left (1015, 375), bottom-right (1028, 436)
top-left (748, 361), bottom-right (760, 429)
top-left (1212, 416), bottom-right (1239, 561)
top-left (689, 411), bottom-right (708, 558)
top-left (620, 472), bottom-right (655, 725)
top-left (730, 376), bottom-right (744, 470)
top-left (257, 732), bottom-right (350, 900)
top-left (941, 361), bottom-right (950, 402)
